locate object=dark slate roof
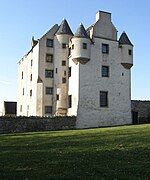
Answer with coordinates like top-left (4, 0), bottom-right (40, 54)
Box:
top-left (56, 19), bottom-right (73, 35)
top-left (4, 101), bottom-right (17, 115)
top-left (119, 32), bottom-right (133, 46)
top-left (37, 76), bottom-right (43, 83)
top-left (74, 23), bottom-right (89, 38)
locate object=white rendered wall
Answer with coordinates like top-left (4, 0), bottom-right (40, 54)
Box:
top-left (121, 44), bottom-right (133, 65)
top-left (17, 43), bottom-right (39, 116)
top-left (71, 37), bottom-right (91, 61)
top-left (73, 37), bottom-right (132, 128)
top-left (68, 59), bottom-right (79, 116)
top-left (17, 25), bottom-right (59, 117)
top-left (36, 24), bottom-right (58, 116)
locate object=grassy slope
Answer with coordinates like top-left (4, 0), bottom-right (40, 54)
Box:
top-left (0, 124), bottom-right (150, 179)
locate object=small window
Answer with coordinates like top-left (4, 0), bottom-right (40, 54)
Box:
top-left (62, 77), bottom-right (66, 83)
top-left (68, 67), bottom-right (71, 77)
top-left (46, 54), bottom-right (53, 62)
top-left (68, 95), bottom-right (72, 108)
top-left (31, 59), bottom-right (33, 66)
top-left (56, 94), bottom-right (59, 100)
top-left (27, 105), bottom-right (29, 110)
top-left (30, 90), bottom-right (32, 96)
top-left (83, 43), bottom-right (87, 49)
top-left (100, 91), bottom-right (108, 107)
top-left (45, 106), bottom-right (52, 114)
top-left (22, 72), bottom-right (23, 79)
top-left (30, 74), bottom-right (32, 81)
top-left (45, 70), bottom-right (53, 78)
top-left (128, 49), bottom-right (132, 55)
top-left (20, 105), bottom-right (22, 112)
top-left (102, 66), bottom-right (109, 77)
top-left (62, 61), bottom-right (66, 66)
top-left (64, 71), bottom-right (66, 76)
top-left (56, 68), bottom-right (58, 73)
top-left (72, 44), bottom-right (74, 49)
top-left (46, 87), bottom-right (53, 95)
top-left (23, 88), bottom-right (24, 95)
top-left (46, 39), bottom-right (53, 47)
top-left (68, 48), bottom-right (71, 56)
top-left (62, 43), bottom-right (66, 49)
top-left (102, 44), bottom-right (109, 54)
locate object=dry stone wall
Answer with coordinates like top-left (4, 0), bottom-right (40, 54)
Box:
top-left (0, 116), bottom-right (76, 134)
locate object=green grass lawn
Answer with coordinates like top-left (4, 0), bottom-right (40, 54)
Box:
top-left (0, 124), bottom-right (150, 179)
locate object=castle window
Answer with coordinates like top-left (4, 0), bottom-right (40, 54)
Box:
top-left (62, 43), bottom-right (66, 49)
top-left (20, 105), bottom-right (22, 112)
top-left (46, 87), bottom-right (53, 95)
top-left (31, 59), bottom-right (33, 66)
top-left (62, 77), bottom-right (66, 83)
top-left (45, 70), bottom-right (53, 78)
top-left (45, 106), bottom-right (52, 114)
top-left (56, 94), bottom-right (59, 100)
top-left (100, 91), bottom-right (108, 107)
top-left (30, 90), bottom-right (32, 96)
top-left (56, 68), bottom-right (58, 73)
top-left (128, 49), bottom-right (132, 55)
top-left (72, 44), bottom-right (74, 49)
top-left (30, 74), bottom-right (32, 81)
top-left (68, 95), bottom-right (72, 108)
top-left (83, 43), bottom-right (87, 49)
top-left (21, 72), bottom-right (23, 79)
top-left (64, 71), bottom-right (66, 76)
top-left (68, 67), bottom-right (71, 77)
top-left (102, 66), bottom-right (109, 77)
top-left (62, 61), bottom-right (66, 66)
top-left (102, 44), bottom-right (109, 54)
top-left (23, 88), bottom-right (24, 95)
top-left (46, 39), bottom-right (53, 47)
top-left (68, 48), bottom-right (71, 56)
top-left (46, 54), bottom-right (53, 62)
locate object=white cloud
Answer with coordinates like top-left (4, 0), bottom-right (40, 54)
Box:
top-left (0, 80), bottom-right (12, 85)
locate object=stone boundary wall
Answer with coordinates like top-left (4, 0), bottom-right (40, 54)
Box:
top-left (0, 116), bottom-right (76, 134)
top-left (131, 100), bottom-right (150, 124)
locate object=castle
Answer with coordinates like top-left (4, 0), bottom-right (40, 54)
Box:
top-left (17, 11), bottom-right (133, 128)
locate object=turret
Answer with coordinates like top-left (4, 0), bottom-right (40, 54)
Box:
top-left (54, 19), bottom-right (73, 116)
top-left (119, 32), bottom-right (133, 69)
top-left (71, 23), bottom-right (91, 64)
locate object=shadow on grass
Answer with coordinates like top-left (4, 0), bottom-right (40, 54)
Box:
top-left (0, 124), bottom-right (150, 179)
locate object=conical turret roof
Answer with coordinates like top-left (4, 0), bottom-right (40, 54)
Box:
top-left (56, 19), bottom-right (73, 36)
top-left (74, 23), bottom-right (89, 38)
top-left (119, 32), bottom-right (133, 46)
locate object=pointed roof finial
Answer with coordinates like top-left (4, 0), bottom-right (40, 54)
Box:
top-left (74, 23), bottom-right (89, 38)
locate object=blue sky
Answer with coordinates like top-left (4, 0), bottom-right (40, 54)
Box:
top-left (0, 0), bottom-right (150, 103)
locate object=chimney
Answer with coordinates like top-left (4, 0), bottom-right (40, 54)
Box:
top-left (96, 11), bottom-right (111, 22)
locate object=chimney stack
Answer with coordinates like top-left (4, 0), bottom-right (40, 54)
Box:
top-left (96, 11), bottom-right (111, 22)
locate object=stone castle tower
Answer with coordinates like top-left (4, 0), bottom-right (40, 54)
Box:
top-left (17, 11), bottom-right (133, 128)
